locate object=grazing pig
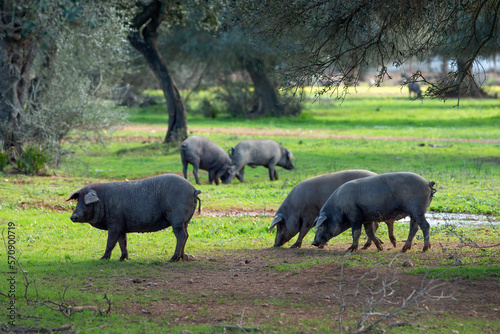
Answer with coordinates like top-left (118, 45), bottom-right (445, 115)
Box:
top-left (402, 73), bottom-right (422, 99)
top-left (67, 174), bottom-right (201, 262)
top-left (180, 136), bottom-right (235, 185)
top-left (408, 82), bottom-right (422, 99)
top-left (223, 139), bottom-right (295, 183)
top-left (269, 170), bottom-right (396, 249)
top-left (313, 172), bottom-right (436, 253)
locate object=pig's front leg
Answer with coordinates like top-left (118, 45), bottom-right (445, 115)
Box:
top-left (101, 228), bottom-right (122, 260)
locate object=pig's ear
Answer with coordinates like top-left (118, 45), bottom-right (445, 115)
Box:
top-left (287, 150), bottom-right (296, 161)
top-left (269, 215), bottom-right (283, 231)
top-left (66, 190), bottom-right (80, 202)
top-left (315, 215), bottom-right (327, 228)
top-left (84, 190), bottom-right (100, 205)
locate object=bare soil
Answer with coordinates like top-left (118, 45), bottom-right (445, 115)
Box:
top-left (103, 243), bottom-right (499, 333)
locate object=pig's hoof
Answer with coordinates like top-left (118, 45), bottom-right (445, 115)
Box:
top-left (345, 246), bottom-right (358, 253)
top-left (119, 256), bottom-right (129, 262)
top-left (100, 256), bottom-right (110, 261)
top-left (290, 243), bottom-right (301, 249)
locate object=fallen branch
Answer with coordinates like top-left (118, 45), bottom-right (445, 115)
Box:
top-left (1, 229), bottom-right (112, 322)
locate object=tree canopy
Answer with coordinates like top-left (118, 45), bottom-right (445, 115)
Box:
top-left (0, 0), bottom-right (129, 161)
top-left (235, 0), bottom-right (500, 99)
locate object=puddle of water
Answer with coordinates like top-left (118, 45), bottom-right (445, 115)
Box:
top-left (202, 211), bottom-right (499, 227)
top-left (399, 212), bottom-right (498, 227)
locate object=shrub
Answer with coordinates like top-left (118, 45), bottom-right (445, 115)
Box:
top-left (199, 98), bottom-right (220, 118)
top-left (0, 151), bottom-right (8, 171)
top-left (16, 146), bottom-right (50, 175)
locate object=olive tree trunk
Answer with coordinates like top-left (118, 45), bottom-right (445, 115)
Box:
top-left (128, 0), bottom-right (187, 144)
top-left (0, 32), bottom-right (38, 155)
top-left (450, 57), bottom-right (489, 98)
top-left (241, 56), bottom-right (285, 117)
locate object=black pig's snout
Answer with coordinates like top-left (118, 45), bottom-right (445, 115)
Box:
top-left (70, 213), bottom-right (80, 222)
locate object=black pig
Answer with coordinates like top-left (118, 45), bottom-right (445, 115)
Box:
top-left (270, 170), bottom-right (396, 249)
top-left (67, 174), bottom-right (201, 262)
top-left (180, 136), bottom-right (235, 185)
top-left (224, 139), bottom-right (295, 183)
top-left (313, 172), bottom-right (436, 253)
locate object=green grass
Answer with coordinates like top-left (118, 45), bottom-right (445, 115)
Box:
top-left (1, 87), bottom-right (499, 333)
top-left (409, 265), bottom-right (500, 280)
top-left (56, 135), bottom-right (499, 215)
top-left (128, 86), bottom-right (500, 140)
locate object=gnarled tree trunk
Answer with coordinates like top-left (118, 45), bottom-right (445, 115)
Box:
top-left (448, 57), bottom-right (490, 98)
top-left (0, 31), bottom-right (38, 155)
top-left (241, 56), bottom-right (285, 117)
top-left (128, 0), bottom-right (187, 144)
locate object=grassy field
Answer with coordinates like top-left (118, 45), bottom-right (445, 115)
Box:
top-left (0, 87), bottom-right (499, 333)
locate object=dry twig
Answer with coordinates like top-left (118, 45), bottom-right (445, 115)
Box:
top-left (332, 254), bottom-right (455, 333)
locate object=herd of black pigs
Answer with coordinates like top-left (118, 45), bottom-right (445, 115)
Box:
top-left (67, 136), bottom-right (436, 262)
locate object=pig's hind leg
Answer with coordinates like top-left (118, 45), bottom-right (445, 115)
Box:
top-left (402, 216), bottom-right (422, 252)
top-left (192, 163), bottom-right (201, 185)
top-left (386, 220), bottom-right (397, 247)
top-left (169, 221), bottom-right (189, 262)
top-left (361, 222), bottom-right (385, 250)
top-left (362, 222), bottom-right (384, 251)
top-left (415, 214), bottom-right (431, 252)
top-left (118, 233), bottom-right (128, 261)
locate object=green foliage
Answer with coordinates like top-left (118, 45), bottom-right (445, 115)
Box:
top-left (409, 265), bottom-right (500, 280)
top-left (0, 1), bottom-right (130, 164)
top-left (198, 98), bottom-right (220, 118)
top-left (0, 151), bottom-right (9, 171)
top-left (16, 145), bottom-right (50, 175)
top-left (216, 82), bottom-right (256, 117)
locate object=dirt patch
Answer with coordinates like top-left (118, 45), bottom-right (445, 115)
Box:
top-left (91, 245), bottom-right (499, 332)
top-left (18, 201), bottom-right (73, 212)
